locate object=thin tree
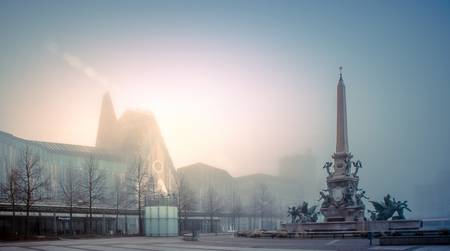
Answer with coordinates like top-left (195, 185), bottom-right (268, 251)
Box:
top-left (110, 174), bottom-right (126, 235)
top-left (175, 172), bottom-right (196, 233)
top-left (253, 183), bottom-right (274, 229)
top-left (230, 190), bottom-right (243, 231)
top-left (60, 167), bottom-right (81, 235)
top-left (204, 186), bottom-right (222, 233)
top-left (0, 163), bottom-right (20, 236)
top-left (81, 154), bottom-right (105, 234)
top-left (17, 146), bottom-right (50, 238)
top-left (250, 192), bottom-right (259, 229)
top-left (128, 156), bottom-right (148, 236)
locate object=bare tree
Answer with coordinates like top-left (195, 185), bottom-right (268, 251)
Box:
top-left (0, 163), bottom-right (20, 236)
top-left (81, 154), bottom-right (105, 234)
top-left (252, 183), bottom-right (274, 229)
top-left (110, 174), bottom-right (127, 234)
top-left (230, 190), bottom-right (243, 231)
top-left (174, 172), bottom-right (196, 233)
top-left (60, 167), bottom-right (81, 235)
top-left (128, 156), bottom-right (148, 236)
top-left (204, 186), bottom-right (222, 233)
top-left (17, 146), bottom-right (50, 238)
top-left (249, 192), bottom-right (259, 229)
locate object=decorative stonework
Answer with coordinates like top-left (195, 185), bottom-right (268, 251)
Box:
top-left (281, 68), bottom-right (422, 233)
top-left (319, 68), bottom-right (367, 222)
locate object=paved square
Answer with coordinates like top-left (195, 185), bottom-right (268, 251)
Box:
top-left (1, 235), bottom-right (449, 251)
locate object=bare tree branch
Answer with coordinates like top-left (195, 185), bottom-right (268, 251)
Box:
top-left (174, 172), bottom-right (196, 232)
top-left (251, 183), bottom-right (275, 229)
top-left (127, 155), bottom-right (149, 235)
top-left (230, 190), bottom-right (243, 231)
top-left (204, 186), bottom-right (222, 233)
top-left (60, 167), bottom-right (81, 235)
top-left (81, 154), bottom-right (105, 234)
top-left (0, 161), bottom-right (20, 235)
top-left (17, 145), bottom-right (50, 238)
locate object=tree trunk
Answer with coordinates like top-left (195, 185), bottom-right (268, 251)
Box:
top-left (25, 206), bottom-right (30, 239)
top-left (124, 212), bottom-right (128, 235)
top-left (138, 194), bottom-right (142, 235)
top-left (178, 210), bottom-right (182, 234)
top-left (89, 200), bottom-right (92, 234)
top-left (102, 214), bottom-right (106, 235)
top-left (85, 217), bottom-right (88, 234)
top-left (70, 206), bottom-right (74, 235)
top-left (210, 215), bottom-right (213, 233)
top-left (183, 211), bottom-right (188, 232)
top-left (260, 210), bottom-right (264, 229)
top-left (53, 212), bottom-right (57, 236)
top-left (115, 204), bottom-right (119, 235)
top-left (11, 200), bottom-right (16, 235)
top-left (232, 215), bottom-right (235, 231)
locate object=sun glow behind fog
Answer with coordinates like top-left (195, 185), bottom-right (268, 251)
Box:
top-left (6, 38), bottom-right (324, 177)
top-left (104, 46), bottom-right (323, 176)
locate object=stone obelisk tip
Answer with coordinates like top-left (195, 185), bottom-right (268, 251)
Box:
top-left (336, 67), bottom-right (348, 153)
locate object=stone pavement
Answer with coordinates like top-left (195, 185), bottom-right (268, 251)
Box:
top-left (0, 235), bottom-right (449, 251)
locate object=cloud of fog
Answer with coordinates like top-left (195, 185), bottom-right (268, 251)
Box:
top-left (45, 41), bottom-right (110, 89)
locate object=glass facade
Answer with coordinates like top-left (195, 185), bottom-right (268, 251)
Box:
top-left (0, 130), bottom-right (127, 205)
top-left (144, 206), bottom-right (178, 236)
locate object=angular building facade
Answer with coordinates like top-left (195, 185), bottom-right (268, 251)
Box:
top-left (0, 93), bottom-right (177, 203)
top-left (94, 92), bottom-right (177, 195)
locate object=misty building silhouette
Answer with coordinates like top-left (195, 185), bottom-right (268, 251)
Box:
top-left (95, 92), bottom-right (177, 194)
top-left (0, 93), bottom-right (177, 202)
top-left (96, 92), bottom-right (118, 150)
top-left (178, 160), bottom-right (316, 215)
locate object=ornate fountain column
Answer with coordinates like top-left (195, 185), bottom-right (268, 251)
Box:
top-left (319, 67), bottom-right (366, 222)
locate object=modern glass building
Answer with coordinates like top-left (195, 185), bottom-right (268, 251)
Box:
top-left (0, 93), bottom-right (178, 236)
top-left (0, 130), bottom-right (126, 202)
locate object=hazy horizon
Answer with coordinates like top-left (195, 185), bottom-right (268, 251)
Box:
top-left (1, 1), bottom-right (450, 214)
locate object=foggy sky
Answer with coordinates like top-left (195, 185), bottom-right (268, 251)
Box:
top-left (1, 0), bottom-right (450, 214)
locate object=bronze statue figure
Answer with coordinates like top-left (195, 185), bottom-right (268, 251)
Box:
top-left (355, 190), bottom-right (369, 207)
top-left (288, 206), bottom-right (299, 223)
top-left (368, 194), bottom-right (411, 220)
top-left (288, 202), bottom-right (319, 223)
top-left (392, 200), bottom-right (411, 220)
top-left (343, 186), bottom-right (355, 207)
top-left (344, 156), bottom-right (352, 176)
top-left (318, 190), bottom-right (332, 208)
top-left (322, 162), bottom-right (333, 176)
top-left (298, 202), bottom-right (319, 223)
top-left (352, 160), bottom-right (362, 177)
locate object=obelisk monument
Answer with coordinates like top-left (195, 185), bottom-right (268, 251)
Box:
top-left (336, 66), bottom-right (348, 157)
top-left (319, 67), bottom-right (366, 222)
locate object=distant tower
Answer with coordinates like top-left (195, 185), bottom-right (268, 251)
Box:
top-left (96, 92), bottom-right (118, 149)
top-left (320, 67), bottom-right (366, 222)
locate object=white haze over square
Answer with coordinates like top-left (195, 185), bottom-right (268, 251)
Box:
top-left (1, 1), bottom-right (450, 216)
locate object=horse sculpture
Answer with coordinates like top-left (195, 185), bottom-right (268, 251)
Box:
top-left (368, 194), bottom-right (411, 221)
top-left (288, 202), bottom-right (319, 223)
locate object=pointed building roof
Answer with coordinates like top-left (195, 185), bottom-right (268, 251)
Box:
top-left (95, 92), bottom-right (117, 148)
